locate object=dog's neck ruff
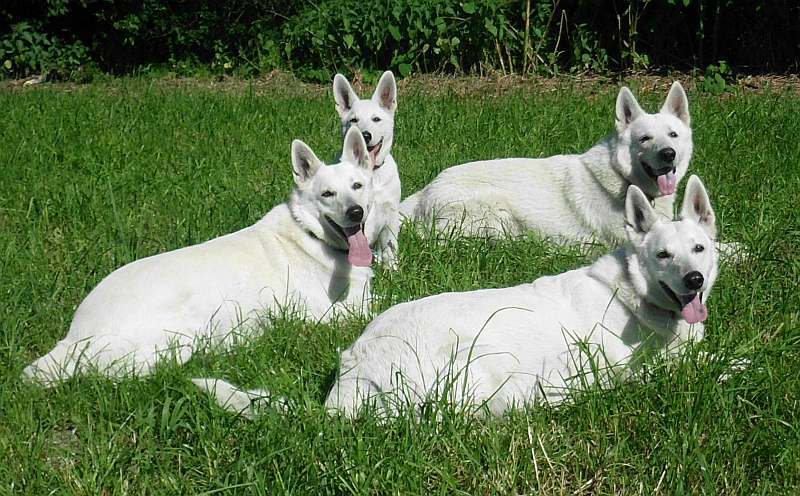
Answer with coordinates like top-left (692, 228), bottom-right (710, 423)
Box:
top-left (288, 193), bottom-right (347, 255)
top-left (304, 229), bottom-right (348, 254)
top-left (583, 136), bottom-right (663, 204)
top-left (588, 249), bottom-right (684, 339)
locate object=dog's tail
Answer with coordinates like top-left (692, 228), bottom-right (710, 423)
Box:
top-left (191, 377), bottom-right (283, 418)
top-left (23, 339), bottom-right (83, 387)
top-left (399, 190), bottom-right (422, 219)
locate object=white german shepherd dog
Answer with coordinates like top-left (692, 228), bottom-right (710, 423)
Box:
top-left (196, 175), bottom-right (719, 417)
top-left (25, 127), bottom-right (376, 385)
top-left (334, 71), bottom-right (401, 266)
top-left (400, 82), bottom-right (692, 245)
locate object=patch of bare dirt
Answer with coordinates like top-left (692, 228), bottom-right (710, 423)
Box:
top-left (2, 69), bottom-right (799, 96)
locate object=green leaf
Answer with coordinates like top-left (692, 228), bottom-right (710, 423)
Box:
top-left (343, 34), bottom-right (355, 48)
top-left (398, 63), bottom-right (411, 77)
top-left (389, 25), bottom-right (402, 42)
top-left (3, 59), bottom-right (11, 70)
top-left (462, 2), bottom-right (476, 14)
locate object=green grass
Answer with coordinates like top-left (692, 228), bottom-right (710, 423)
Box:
top-left (1, 77), bottom-right (799, 494)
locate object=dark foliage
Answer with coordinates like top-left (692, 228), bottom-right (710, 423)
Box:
top-left (1, 0), bottom-right (797, 80)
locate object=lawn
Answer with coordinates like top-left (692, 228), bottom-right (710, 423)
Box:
top-left (1, 76), bottom-right (798, 494)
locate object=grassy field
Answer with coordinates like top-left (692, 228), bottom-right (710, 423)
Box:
top-left (1, 77), bottom-right (799, 494)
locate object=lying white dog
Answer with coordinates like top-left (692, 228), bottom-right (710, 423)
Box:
top-left (400, 82), bottom-right (692, 245)
top-left (196, 175), bottom-right (719, 417)
top-left (325, 175), bottom-right (718, 416)
top-left (24, 127), bottom-right (376, 385)
top-left (334, 71), bottom-right (401, 266)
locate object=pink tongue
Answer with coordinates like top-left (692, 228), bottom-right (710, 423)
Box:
top-left (681, 294), bottom-right (708, 324)
top-left (657, 171), bottom-right (677, 195)
top-left (347, 230), bottom-right (373, 267)
top-left (369, 145), bottom-right (381, 167)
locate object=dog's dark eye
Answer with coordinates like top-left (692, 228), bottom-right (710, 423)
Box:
top-left (321, 190), bottom-right (335, 198)
top-left (693, 244), bottom-right (705, 253)
top-left (639, 135), bottom-right (652, 143)
top-left (656, 250), bottom-right (671, 259)
top-left (669, 131), bottom-right (678, 138)
top-left (352, 182), bottom-right (362, 190)
top-left (372, 116), bottom-right (381, 122)
top-left (349, 118), bottom-right (358, 124)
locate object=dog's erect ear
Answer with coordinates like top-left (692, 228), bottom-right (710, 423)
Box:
top-left (615, 87), bottom-right (645, 133)
top-left (371, 71), bottom-right (397, 113)
top-left (680, 175), bottom-right (716, 238)
top-left (341, 126), bottom-right (372, 171)
top-left (660, 81), bottom-right (690, 126)
top-left (333, 74), bottom-right (359, 118)
top-left (291, 140), bottom-right (323, 187)
top-left (625, 184), bottom-right (659, 243)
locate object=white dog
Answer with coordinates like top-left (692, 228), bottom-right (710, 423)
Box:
top-left (325, 175), bottom-right (718, 416)
top-left (334, 71), bottom-right (401, 267)
top-left (196, 176), bottom-right (719, 417)
top-left (400, 82), bottom-right (692, 245)
top-left (24, 127), bottom-right (376, 385)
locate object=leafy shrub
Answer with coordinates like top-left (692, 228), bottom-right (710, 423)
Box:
top-left (1, 0), bottom-right (798, 79)
top-left (0, 21), bottom-right (88, 78)
top-left (701, 60), bottom-right (734, 94)
top-left (281, 0), bottom-right (523, 80)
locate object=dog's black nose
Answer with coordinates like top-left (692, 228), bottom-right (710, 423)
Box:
top-left (361, 130), bottom-right (372, 144)
top-left (683, 271), bottom-right (704, 291)
top-left (659, 147), bottom-right (676, 163)
top-left (346, 205), bottom-right (364, 223)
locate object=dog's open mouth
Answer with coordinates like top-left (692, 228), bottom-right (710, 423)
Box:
top-left (659, 281), bottom-right (707, 324)
top-left (325, 216), bottom-right (372, 267)
top-left (367, 138), bottom-right (383, 167)
top-left (642, 160), bottom-right (677, 196)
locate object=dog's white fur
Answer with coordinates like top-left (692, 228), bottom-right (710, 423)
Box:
top-left (325, 175), bottom-right (718, 416)
top-left (196, 176), bottom-right (719, 418)
top-left (334, 71), bottom-right (401, 267)
top-left (24, 128), bottom-right (376, 385)
top-left (400, 82), bottom-right (692, 245)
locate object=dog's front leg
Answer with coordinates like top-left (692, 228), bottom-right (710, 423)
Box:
top-left (377, 210), bottom-right (400, 270)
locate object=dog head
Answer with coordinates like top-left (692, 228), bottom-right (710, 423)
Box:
top-left (290, 127), bottom-right (375, 267)
top-left (624, 176), bottom-right (718, 324)
top-left (333, 71), bottom-right (397, 168)
top-left (615, 82), bottom-right (693, 199)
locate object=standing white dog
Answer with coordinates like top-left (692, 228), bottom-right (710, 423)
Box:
top-left (326, 175), bottom-right (718, 416)
top-left (400, 82), bottom-right (692, 245)
top-left (25, 127), bottom-right (376, 385)
top-left (196, 176), bottom-right (719, 417)
top-left (334, 71), bottom-right (401, 266)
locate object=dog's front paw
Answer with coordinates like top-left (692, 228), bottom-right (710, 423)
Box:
top-left (717, 241), bottom-right (750, 264)
top-left (374, 249), bottom-right (399, 271)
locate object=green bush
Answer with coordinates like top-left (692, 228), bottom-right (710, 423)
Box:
top-left (281, 0), bottom-right (522, 80)
top-left (0, 21), bottom-right (88, 78)
top-left (0, 0), bottom-right (798, 79)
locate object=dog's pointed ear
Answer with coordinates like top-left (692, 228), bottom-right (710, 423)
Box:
top-left (371, 71), bottom-right (397, 113)
top-left (660, 81), bottom-right (690, 126)
top-left (625, 185), bottom-right (658, 243)
top-left (615, 87), bottom-right (644, 133)
top-left (333, 74), bottom-right (359, 118)
top-left (291, 140), bottom-right (323, 186)
top-left (680, 175), bottom-right (716, 238)
top-left (342, 126), bottom-right (372, 171)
